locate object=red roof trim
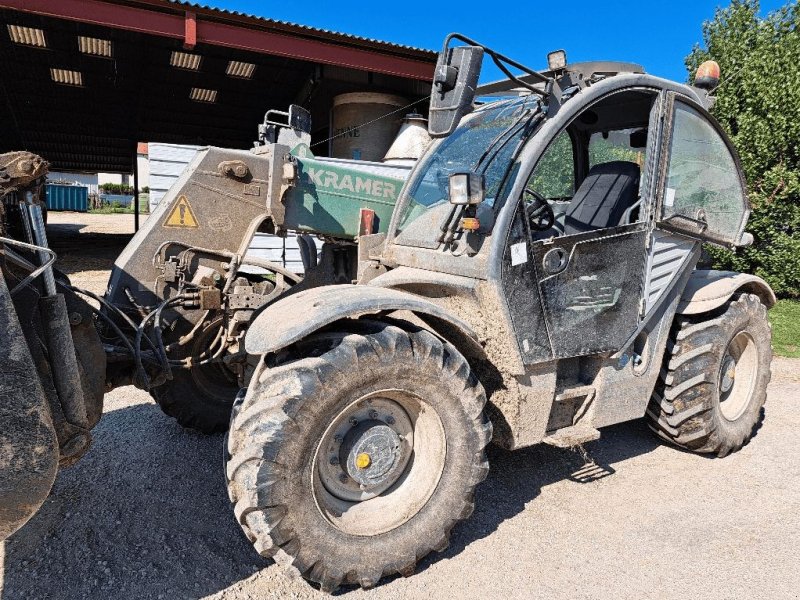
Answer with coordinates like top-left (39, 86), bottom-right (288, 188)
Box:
top-left (0, 0), bottom-right (435, 80)
top-left (183, 10), bottom-right (196, 50)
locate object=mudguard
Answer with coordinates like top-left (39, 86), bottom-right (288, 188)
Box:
top-left (244, 284), bottom-right (480, 355)
top-left (677, 270), bottom-right (776, 315)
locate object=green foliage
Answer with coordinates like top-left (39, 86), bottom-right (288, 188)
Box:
top-left (99, 183), bottom-right (135, 195)
top-left (768, 299), bottom-right (800, 357)
top-left (528, 132), bottom-right (574, 198)
top-left (686, 0), bottom-right (800, 297)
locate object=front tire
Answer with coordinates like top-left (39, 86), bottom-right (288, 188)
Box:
top-left (226, 321), bottom-right (491, 592)
top-left (647, 293), bottom-right (772, 457)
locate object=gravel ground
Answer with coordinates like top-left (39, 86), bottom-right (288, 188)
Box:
top-left (2, 213), bottom-right (798, 600)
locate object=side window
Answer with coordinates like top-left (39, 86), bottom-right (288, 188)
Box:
top-left (662, 101), bottom-right (748, 242)
top-left (526, 131), bottom-right (574, 200)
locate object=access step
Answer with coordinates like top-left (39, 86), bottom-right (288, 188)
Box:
top-left (542, 424), bottom-right (601, 448)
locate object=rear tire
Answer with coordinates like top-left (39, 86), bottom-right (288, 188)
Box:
top-left (647, 293), bottom-right (772, 457)
top-left (150, 317), bottom-right (238, 433)
top-left (226, 321), bottom-right (491, 592)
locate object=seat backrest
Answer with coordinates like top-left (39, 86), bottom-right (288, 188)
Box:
top-left (564, 161), bottom-right (640, 236)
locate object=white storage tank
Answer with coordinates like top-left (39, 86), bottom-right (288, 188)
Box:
top-left (383, 112), bottom-right (432, 167)
top-left (330, 92), bottom-right (407, 161)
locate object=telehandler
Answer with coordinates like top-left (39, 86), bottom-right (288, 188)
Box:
top-left (0, 34), bottom-right (774, 592)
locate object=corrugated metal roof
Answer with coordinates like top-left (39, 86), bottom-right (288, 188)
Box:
top-left (160, 0), bottom-right (436, 57)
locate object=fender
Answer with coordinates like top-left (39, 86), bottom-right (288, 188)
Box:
top-left (677, 270), bottom-right (776, 315)
top-left (244, 284), bottom-right (482, 356)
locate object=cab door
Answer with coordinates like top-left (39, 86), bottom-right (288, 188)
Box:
top-left (524, 90), bottom-right (665, 360)
top-left (655, 92), bottom-right (750, 246)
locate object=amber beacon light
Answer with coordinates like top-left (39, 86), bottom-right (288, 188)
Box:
top-left (695, 60), bottom-right (721, 91)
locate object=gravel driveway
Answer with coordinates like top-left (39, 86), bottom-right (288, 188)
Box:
top-left (2, 213), bottom-right (798, 600)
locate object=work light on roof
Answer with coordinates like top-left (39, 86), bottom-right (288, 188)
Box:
top-left (226, 60), bottom-right (256, 79)
top-left (171, 51), bottom-right (202, 70)
top-left (7, 25), bottom-right (46, 48)
top-left (190, 88), bottom-right (217, 103)
top-left (78, 36), bottom-right (112, 57)
top-left (547, 49), bottom-right (567, 71)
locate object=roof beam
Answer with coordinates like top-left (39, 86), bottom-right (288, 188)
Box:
top-left (183, 10), bottom-right (196, 50)
top-left (0, 0), bottom-right (434, 80)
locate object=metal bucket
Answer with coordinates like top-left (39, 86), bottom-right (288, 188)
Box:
top-left (330, 93), bottom-right (407, 161)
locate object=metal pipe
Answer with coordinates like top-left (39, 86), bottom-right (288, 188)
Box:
top-left (0, 237), bottom-right (57, 295)
top-left (22, 191), bottom-right (56, 295)
top-left (133, 144), bottom-right (140, 232)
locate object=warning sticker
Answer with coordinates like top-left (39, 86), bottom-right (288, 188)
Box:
top-left (163, 196), bottom-right (199, 228)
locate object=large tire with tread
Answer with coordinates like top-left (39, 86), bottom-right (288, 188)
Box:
top-left (150, 317), bottom-right (238, 433)
top-left (226, 321), bottom-right (491, 592)
top-left (647, 293), bottom-right (771, 457)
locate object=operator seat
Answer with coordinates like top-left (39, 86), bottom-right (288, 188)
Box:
top-left (563, 161), bottom-right (640, 235)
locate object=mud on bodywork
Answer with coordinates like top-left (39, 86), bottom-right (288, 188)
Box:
top-left (0, 271), bottom-right (58, 540)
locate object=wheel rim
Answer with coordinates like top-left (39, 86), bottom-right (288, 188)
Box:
top-left (312, 389), bottom-right (446, 536)
top-left (718, 331), bottom-right (758, 421)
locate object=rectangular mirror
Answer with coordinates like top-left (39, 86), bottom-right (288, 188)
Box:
top-left (428, 45), bottom-right (484, 138)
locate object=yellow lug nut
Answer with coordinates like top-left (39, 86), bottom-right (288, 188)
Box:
top-left (355, 453), bottom-right (371, 469)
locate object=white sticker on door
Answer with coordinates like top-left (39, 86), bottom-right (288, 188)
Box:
top-left (665, 187), bottom-right (676, 207)
top-left (510, 242), bottom-right (528, 266)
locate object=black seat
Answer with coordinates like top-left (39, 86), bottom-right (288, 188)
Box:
top-left (563, 161), bottom-right (640, 235)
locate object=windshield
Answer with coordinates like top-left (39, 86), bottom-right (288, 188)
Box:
top-left (393, 96), bottom-right (541, 242)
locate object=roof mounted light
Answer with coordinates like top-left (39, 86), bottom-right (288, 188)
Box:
top-left (226, 60), bottom-right (256, 79)
top-left (50, 68), bottom-right (83, 86)
top-left (190, 87), bottom-right (217, 103)
top-left (695, 60), bottom-right (720, 91)
top-left (171, 51), bottom-right (202, 70)
top-left (547, 49), bottom-right (567, 71)
top-left (7, 25), bottom-right (46, 48)
top-left (78, 36), bottom-right (112, 57)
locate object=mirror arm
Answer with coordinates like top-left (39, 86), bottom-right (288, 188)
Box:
top-left (443, 32), bottom-right (553, 98)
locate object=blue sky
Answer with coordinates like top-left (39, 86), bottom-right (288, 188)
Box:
top-left (197, 0), bottom-right (786, 82)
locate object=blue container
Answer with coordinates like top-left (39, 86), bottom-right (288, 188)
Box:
top-left (46, 184), bottom-right (88, 212)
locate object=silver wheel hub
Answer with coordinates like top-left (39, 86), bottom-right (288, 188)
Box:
top-left (318, 397), bottom-right (414, 502)
top-left (720, 355), bottom-right (736, 394)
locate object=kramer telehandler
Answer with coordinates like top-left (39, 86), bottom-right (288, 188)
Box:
top-left (0, 34), bottom-right (774, 592)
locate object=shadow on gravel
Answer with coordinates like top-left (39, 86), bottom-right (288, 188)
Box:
top-left (2, 402), bottom-right (268, 600)
top-left (47, 229), bottom-right (134, 277)
top-left (329, 418), bottom-right (662, 595)
top-left (413, 418), bottom-right (661, 578)
top-left (2, 401), bottom-right (661, 600)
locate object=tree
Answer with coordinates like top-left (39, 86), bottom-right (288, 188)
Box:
top-left (686, 0), bottom-right (800, 297)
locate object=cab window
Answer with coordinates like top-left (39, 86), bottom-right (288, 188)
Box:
top-left (588, 129), bottom-right (645, 171)
top-left (662, 101), bottom-right (748, 242)
top-left (527, 131), bottom-right (574, 200)
top-left (523, 89), bottom-right (658, 238)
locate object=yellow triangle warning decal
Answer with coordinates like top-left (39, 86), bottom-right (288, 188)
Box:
top-left (163, 195), bottom-right (199, 228)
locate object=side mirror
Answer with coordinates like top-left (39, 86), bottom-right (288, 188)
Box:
top-left (429, 44), bottom-right (484, 138)
top-left (449, 172), bottom-right (485, 205)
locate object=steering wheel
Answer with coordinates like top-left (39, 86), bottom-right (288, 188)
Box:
top-left (523, 188), bottom-right (556, 231)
